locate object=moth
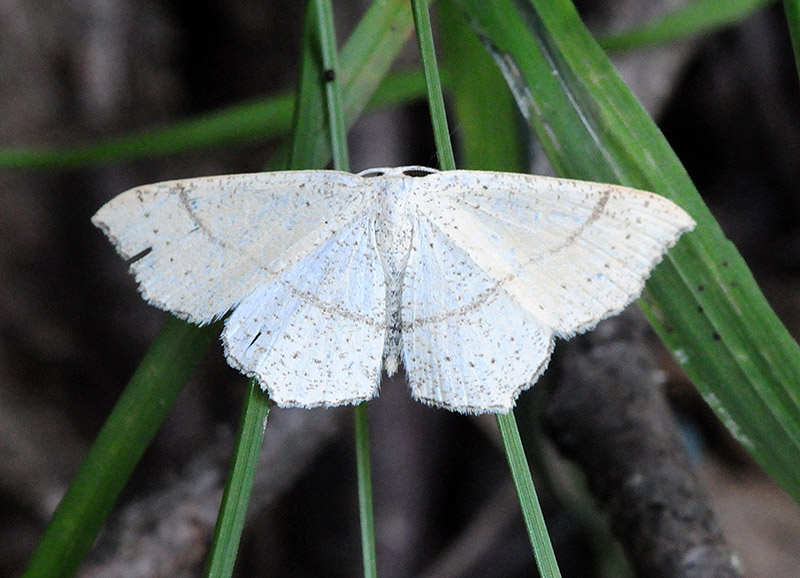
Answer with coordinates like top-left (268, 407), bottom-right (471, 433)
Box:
top-left (93, 166), bottom-right (695, 413)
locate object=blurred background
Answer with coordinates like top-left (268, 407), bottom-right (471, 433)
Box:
top-left (1, 0), bottom-right (800, 576)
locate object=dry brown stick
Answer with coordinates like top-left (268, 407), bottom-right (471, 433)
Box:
top-left (545, 308), bottom-right (743, 578)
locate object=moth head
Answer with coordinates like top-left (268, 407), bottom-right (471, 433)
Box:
top-left (401, 167), bottom-right (437, 178)
top-left (358, 170), bottom-right (385, 178)
top-left (357, 166), bottom-right (439, 179)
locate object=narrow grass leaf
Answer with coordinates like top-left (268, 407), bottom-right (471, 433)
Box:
top-left (438, 0), bottom-right (525, 172)
top-left (784, 0), bottom-right (800, 85)
top-left (313, 0), bottom-right (350, 170)
top-left (22, 318), bottom-right (219, 578)
top-left (497, 412), bottom-right (562, 578)
top-left (0, 68), bottom-right (429, 172)
top-left (599, 0), bottom-right (774, 51)
top-left (309, 1), bottom-right (379, 574)
top-left (279, 0), bottom-right (416, 168)
top-left (411, 0), bottom-right (456, 170)
top-left (204, 381), bottom-right (271, 578)
top-left (0, 98), bottom-right (293, 171)
top-left (354, 404), bottom-right (378, 577)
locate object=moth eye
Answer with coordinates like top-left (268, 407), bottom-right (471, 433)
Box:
top-left (360, 171), bottom-right (385, 178)
top-left (403, 168), bottom-right (435, 177)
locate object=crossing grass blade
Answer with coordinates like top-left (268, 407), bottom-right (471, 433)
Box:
top-left (599, 0), bottom-right (773, 51)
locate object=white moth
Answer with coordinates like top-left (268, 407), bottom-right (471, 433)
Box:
top-left (93, 166), bottom-right (695, 414)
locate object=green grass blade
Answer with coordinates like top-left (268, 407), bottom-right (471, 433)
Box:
top-left (411, 0), bottom-right (456, 170)
top-left (599, 0), bottom-right (774, 51)
top-left (369, 68), bottom-right (428, 109)
top-left (0, 67), bottom-right (427, 172)
top-left (338, 2), bottom-right (416, 127)
top-left (784, 0), bottom-right (800, 84)
top-left (0, 97), bottom-right (294, 170)
top-left (290, 3), bottom-right (331, 169)
top-left (438, 0), bottom-right (525, 172)
top-left (354, 403), bottom-right (378, 578)
top-left (497, 412), bottom-right (562, 578)
top-left (454, 0), bottom-right (800, 502)
top-left (313, 0), bottom-right (350, 170)
top-left (22, 318), bottom-right (219, 578)
top-left (309, 2), bottom-right (378, 574)
top-left (279, 0), bottom-right (416, 169)
top-left (204, 381), bottom-right (271, 578)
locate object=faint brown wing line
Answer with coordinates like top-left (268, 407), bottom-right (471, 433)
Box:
top-left (262, 188), bottom-right (617, 330)
top-left (403, 188), bottom-right (614, 328)
top-left (175, 184), bottom-right (614, 330)
top-left (177, 183), bottom-right (233, 249)
top-left (449, 187), bottom-right (612, 265)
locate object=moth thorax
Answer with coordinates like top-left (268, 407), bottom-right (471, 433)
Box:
top-left (373, 186), bottom-right (414, 283)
